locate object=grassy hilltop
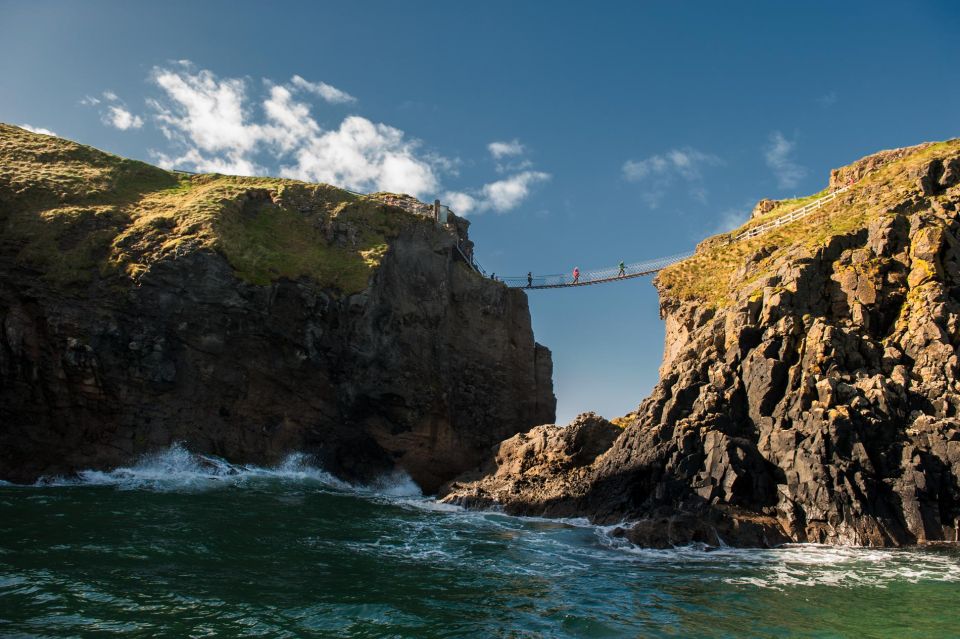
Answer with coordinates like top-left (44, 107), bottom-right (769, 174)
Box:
top-left (657, 139), bottom-right (960, 308)
top-left (0, 124), bottom-right (433, 292)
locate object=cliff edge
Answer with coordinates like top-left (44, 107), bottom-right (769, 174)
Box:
top-left (443, 139), bottom-right (960, 547)
top-left (0, 124), bottom-right (556, 492)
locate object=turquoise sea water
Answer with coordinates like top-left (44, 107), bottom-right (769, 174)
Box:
top-left (1, 446), bottom-right (958, 638)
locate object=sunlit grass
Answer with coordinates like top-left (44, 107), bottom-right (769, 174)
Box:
top-left (656, 139), bottom-right (960, 308)
top-left (0, 123), bottom-right (427, 292)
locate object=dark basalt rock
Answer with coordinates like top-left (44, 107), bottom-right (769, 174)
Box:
top-left (0, 128), bottom-right (555, 492)
top-left (444, 143), bottom-right (960, 548)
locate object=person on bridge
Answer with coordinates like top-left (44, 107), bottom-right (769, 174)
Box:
top-left (618, 261), bottom-right (625, 277)
top-left (572, 267), bottom-right (580, 284)
top-left (527, 272), bottom-right (533, 288)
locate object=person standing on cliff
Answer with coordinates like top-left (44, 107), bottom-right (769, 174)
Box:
top-left (527, 272), bottom-right (533, 288)
top-left (572, 267), bottom-right (580, 284)
top-left (618, 261), bottom-right (625, 277)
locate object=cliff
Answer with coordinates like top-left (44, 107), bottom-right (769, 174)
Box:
top-left (443, 139), bottom-right (960, 547)
top-left (0, 124), bottom-right (555, 491)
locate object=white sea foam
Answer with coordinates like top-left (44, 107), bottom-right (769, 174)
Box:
top-left (16, 445), bottom-right (960, 590)
top-left (411, 505), bottom-right (960, 589)
top-left (592, 529), bottom-right (960, 589)
top-left (33, 443), bottom-right (351, 493)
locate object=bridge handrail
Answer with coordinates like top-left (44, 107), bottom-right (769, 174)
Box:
top-left (500, 184), bottom-right (851, 289)
top-left (732, 186), bottom-right (848, 242)
top-left (500, 252), bottom-right (693, 289)
top-left (454, 242), bottom-right (487, 276)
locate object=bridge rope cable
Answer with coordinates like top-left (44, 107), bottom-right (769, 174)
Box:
top-left (499, 252), bottom-right (694, 289)
top-left (497, 184), bottom-right (851, 289)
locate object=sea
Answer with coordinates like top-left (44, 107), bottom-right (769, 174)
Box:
top-left (1, 444), bottom-right (957, 638)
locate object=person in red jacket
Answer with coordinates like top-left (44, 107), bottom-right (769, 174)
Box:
top-left (572, 266), bottom-right (580, 284)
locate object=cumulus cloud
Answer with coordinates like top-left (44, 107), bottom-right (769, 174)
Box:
top-left (86, 63), bottom-right (547, 213)
top-left (443, 141), bottom-right (550, 214)
top-left (622, 147), bottom-right (721, 207)
top-left (20, 124), bottom-right (57, 136)
top-left (281, 116), bottom-right (439, 196)
top-left (151, 67), bottom-right (258, 158)
top-left (442, 190), bottom-right (479, 214)
top-left (103, 105), bottom-right (144, 130)
top-left (488, 139), bottom-right (524, 159)
top-left (765, 131), bottom-right (807, 189)
top-left (290, 75), bottom-right (356, 104)
top-left (445, 171), bottom-right (550, 215)
top-left (141, 64), bottom-right (445, 196)
top-left (481, 171), bottom-right (551, 211)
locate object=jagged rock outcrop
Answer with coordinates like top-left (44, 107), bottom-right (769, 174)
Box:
top-left (442, 413), bottom-right (621, 510)
top-left (0, 124), bottom-right (555, 491)
top-left (444, 139), bottom-right (960, 547)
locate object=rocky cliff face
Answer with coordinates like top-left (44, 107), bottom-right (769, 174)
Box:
top-left (0, 124), bottom-right (555, 492)
top-left (443, 139), bottom-right (960, 547)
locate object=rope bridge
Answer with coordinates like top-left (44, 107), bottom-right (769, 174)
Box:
top-left (496, 185), bottom-right (851, 290)
top-left (499, 253), bottom-right (693, 289)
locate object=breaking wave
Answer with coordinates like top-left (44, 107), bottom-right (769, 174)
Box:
top-left (32, 442), bottom-right (419, 497)
top-left (16, 444), bottom-right (960, 592)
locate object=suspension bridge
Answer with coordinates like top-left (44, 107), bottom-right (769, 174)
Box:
top-left (450, 184), bottom-right (851, 290)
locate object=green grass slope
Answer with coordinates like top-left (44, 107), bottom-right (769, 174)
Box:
top-left (0, 124), bottom-right (431, 292)
top-left (657, 139), bottom-right (960, 308)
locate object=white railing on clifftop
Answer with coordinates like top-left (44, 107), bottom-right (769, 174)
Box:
top-left (732, 185), bottom-right (849, 242)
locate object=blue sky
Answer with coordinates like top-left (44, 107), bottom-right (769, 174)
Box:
top-left (2, 1), bottom-right (958, 423)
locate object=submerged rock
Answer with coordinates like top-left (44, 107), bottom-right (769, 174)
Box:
top-left (444, 139), bottom-right (960, 547)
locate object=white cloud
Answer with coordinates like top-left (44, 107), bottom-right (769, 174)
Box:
top-left (623, 148), bottom-right (719, 182)
top-left (445, 171), bottom-right (551, 215)
top-left (151, 67), bottom-right (259, 156)
top-left (81, 90), bottom-right (143, 132)
top-left (262, 84), bottom-right (320, 151)
top-left (103, 105), bottom-right (144, 130)
top-left (488, 139), bottom-right (524, 159)
top-left (481, 171), bottom-right (550, 212)
top-left (281, 116), bottom-right (438, 196)
top-left (442, 190), bottom-right (479, 214)
top-left (622, 147), bottom-right (721, 208)
top-left (488, 138), bottom-right (533, 174)
top-left (86, 63), bottom-right (547, 213)
top-left (20, 124), bottom-right (57, 136)
top-left (142, 64), bottom-right (441, 195)
top-left (765, 131), bottom-right (807, 189)
top-left (290, 75), bottom-right (356, 104)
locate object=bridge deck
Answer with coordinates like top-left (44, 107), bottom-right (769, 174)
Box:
top-left (490, 185), bottom-right (850, 290)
